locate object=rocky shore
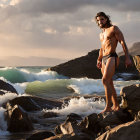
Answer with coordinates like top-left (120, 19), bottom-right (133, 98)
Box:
top-left (1, 42), bottom-right (140, 139)
top-left (47, 50), bottom-right (140, 80)
top-left (0, 79), bottom-right (140, 140)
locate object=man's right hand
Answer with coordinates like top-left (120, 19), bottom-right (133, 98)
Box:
top-left (97, 60), bottom-right (102, 69)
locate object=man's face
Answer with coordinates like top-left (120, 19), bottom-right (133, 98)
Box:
top-left (96, 16), bottom-right (107, 28)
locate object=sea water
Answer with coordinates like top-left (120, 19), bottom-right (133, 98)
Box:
top-left (0, 66), bottom-right (139, 137)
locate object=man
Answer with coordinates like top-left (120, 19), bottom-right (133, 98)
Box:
top-left (95, 12), bottom-right (132, 113)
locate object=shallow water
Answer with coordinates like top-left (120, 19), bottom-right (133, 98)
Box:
top-left (0, 66), bottom-right (139, 139)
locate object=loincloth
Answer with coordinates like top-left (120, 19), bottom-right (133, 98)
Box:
top-left (102, 52), bottom-right (118, 68)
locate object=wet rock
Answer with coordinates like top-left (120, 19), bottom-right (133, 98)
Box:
top-left (26, 131), bottom-right (54, 140)
top-left (47, 49), bottom-right (102, 79)
top-left (55, 125), bottom-right (63, 135)
top-left (116, 55), bottom-right (138, 74)
top-left (46, 133), bottom-right (92, 140)
top-left (5, 103), bottom-right (33, 132)
top-left (120, 84), bottom-right (140, 114)
top-left (96, 121), bottom-right (140, 140)
top-left (79, 109), bottom-right (132, 137)
top-left (133, 55), bottom-right (140, 72)
top-left (79, 113), bottom-right (101, 136)
top-left (46, 48), bottom-right (140, 79)
top-left (55, 113), bottom-right (82, 136)
top-left (66, 113), bottom-right (82, 122)
top-left (0, 80), bottom-right (17, 94)
top-left (8, 96), bottom-right (63, 112)
top-left (42, 112), bottom-right (59, 118)
top-left (98, 109), bottom-right (133, 133)
top-left (0, 90), bottom-right (6, 95)
top-left (55, 120), bottom-right (80, 135)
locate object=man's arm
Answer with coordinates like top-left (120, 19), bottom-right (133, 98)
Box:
top-left (97, 48), bottom-right (103, 69)
top-left (114, 26), bottom-right (132, 67)
top-left (97, 48), bottom-right (103, 61)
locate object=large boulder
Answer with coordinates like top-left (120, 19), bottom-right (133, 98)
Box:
top-left (120, 84), bottom-right (140, 115)
top-left (8, 96), bottom-right (63, 112)
top-left (47, 49), bottom-right (139, 79)
top-left (96, 120), bottom-right (140, 140)
top-left (79, 110), bottom-right (132, 137)
top-left (133, 55), bottom-right (140, 72)
top-left (55, 115), bottom-right (81, 135)
top-left (118, 42), bottom-right (140, 56)
top-left (116, 55), bottom-right (138, 74)
top-left (5, 103), bottom-right (33, 132)
top-left (47, 49), bottom-right (102, 79)
top-left (54, 113), bottom-right (94, 140)
top-left (0, 80), bottom-right (17, 94)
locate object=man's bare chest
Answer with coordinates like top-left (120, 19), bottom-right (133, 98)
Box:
top-left (100, 29), bottom-right (115, 42)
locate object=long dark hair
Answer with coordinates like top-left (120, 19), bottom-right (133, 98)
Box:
top-left (95, 12), bottom-right (112, 27)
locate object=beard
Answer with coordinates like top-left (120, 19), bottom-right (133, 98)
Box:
top-left (99, 23), bottom-right (107, 28)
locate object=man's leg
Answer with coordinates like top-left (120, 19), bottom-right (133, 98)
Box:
top-left (101, 57), bottom-right (116, 113)
top-left (110, 79), bottom-right (120, 111)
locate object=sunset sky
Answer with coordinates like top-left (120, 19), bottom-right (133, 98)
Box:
top-left (0, 0), bottom-right (139, 66)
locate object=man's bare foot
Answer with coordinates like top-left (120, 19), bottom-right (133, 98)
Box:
top-left (100, 107), bottom-right (113, 114)
top-left (112, 106), bottom-right (120, 112)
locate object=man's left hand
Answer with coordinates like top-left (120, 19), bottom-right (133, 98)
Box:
top-left (125, 57), bottom-right (132, 68)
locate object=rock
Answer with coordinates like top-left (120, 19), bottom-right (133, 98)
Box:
top-left (96, 120), bottom-right (140, 140)
top-left (133, 55), bottom-right (140, 72)
top-left (0, 80), bottom-right (17, 94)
top-left (120, 84), bottom-right (140, 114)
top-left (79, 113), bottom-right (101, 136)
top-left (114, 73), bottom-right (140, 81)
top-left (55, 125), bottom-right (63, 135)
top-left (8, 96), bottom-right (63, 112)
top-left (26, 131), bottom-right (55, 140)
top-left (116, 55), bottom-right (138, 74)
top-left (66, 113), bottom-right (82, 122)
top-left (0, 90), bottom-right (6, 95)
top-left (46, 49), bottom-right (140, 79)
top-left (79, 110), bottom-right (132, 137)
top-left (5, 103), bottom-right (33, 132)
top-left (55, 113), bottom-right (82, 135)
top-left (118, 42), bottom-right (140, 56)
top-left (42, 112), bottom-right (59, 118)
top-left (47, 49), bottom-right (102, 79)
top-left (55, 120), bottom-right (80, 135)
top-left (46, 133), bottom-right (92, 140)
top-left (54, 114), bottom-right (93, 139)
top-left (98, 109), bottom-right (133, 133)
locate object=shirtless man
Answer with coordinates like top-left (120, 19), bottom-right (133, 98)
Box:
top-left (95, 12), bottom-right (132, 113)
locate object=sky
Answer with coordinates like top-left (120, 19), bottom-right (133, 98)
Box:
top-left (0, 0), bottom-right (139, 66)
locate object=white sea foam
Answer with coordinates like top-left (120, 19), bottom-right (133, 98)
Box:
top-left (68, 78), bottom-right (104, 94)
top-left (11, 82), bottom-right (27, 94)
top-left (19, 68), bottom-right (67, 82)
top-left (0, 107), bottom-right (9, 135)
top-left (0, 93), bottom-right (18, 106)
top-left (68, 78), bottom-right (140, 95)
top-left (0, 67), bottom-right (67, 83)
top-left (0, 77), bottom-right (27, 94)
top-left (44, 97), bottom-right (105, 116)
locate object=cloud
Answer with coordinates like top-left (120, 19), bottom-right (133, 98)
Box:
top-left (0, 0), bottom-right (139, 66)
top-left (10, 0), bottom-right (140, 17)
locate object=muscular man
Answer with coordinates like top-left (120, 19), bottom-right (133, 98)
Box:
top-left (95, 12), bottom-right (132, 113)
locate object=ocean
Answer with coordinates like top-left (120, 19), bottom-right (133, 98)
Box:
top-left (0, 66), bottom-right (139, 139)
